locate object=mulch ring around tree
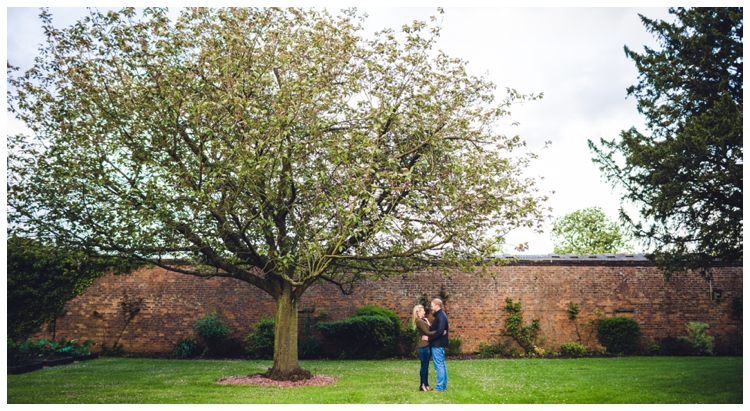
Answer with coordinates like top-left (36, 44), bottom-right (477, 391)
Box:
top-left (216, 373), bottom-right (338, 388)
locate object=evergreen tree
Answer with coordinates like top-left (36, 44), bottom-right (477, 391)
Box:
top-left (589, 8), bottom-right (742, 278)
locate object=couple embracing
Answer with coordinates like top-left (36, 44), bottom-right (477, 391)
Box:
top-left (411, 298), bottom-right (448, 392)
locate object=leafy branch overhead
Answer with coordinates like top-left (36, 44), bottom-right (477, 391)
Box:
top-left (8, 7), bottom-right (548, 292)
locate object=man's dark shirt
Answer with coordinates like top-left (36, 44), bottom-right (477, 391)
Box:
top-left (428, 309), bottom-right (449, 347)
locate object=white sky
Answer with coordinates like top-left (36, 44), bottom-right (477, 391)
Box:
top-left (4, 3), bottom-right (677, 255)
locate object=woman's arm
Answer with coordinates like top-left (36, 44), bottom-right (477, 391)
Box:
top-left (416, 320), bottom-right (436, 336)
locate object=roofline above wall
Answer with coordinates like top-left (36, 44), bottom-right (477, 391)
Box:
top-left (492, 254), bottom-right (741, 267)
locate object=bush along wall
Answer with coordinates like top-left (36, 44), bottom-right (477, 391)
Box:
top-left (649, 322), bottom-right (715, 356)
top-left (169, 310), bottom-right (245, 359)
top-left (597, 316), bottom-right (641, 354)
top-left (316, 306), bottom-right (413, 359)
top-left (244, 316), bottom-right (276, 360)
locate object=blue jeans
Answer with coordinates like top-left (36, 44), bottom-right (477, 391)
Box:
top-left (432, 346), bottom-right (447, 391)
top-left (418, 346), bottom-right (431, 388)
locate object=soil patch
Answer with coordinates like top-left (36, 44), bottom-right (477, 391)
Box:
top-left (216, 373), bottom-right (337, 388)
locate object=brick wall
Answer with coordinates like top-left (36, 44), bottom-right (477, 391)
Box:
top-left (34, 262), bottom-right (742, 355)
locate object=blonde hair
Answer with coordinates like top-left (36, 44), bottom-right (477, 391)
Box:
top-left (411, 305), bottom-right (424, 330)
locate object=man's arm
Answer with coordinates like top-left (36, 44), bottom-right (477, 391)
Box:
top-left (427, 313), bottom-right (446, 342)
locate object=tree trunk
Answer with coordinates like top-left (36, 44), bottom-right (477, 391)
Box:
top-left (263, 284), bottom-right (312, 381)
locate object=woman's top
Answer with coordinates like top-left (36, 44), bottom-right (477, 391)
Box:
top-left (415, 318), bottom-right (436, 348)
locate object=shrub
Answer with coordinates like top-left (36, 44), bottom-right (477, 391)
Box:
top-left (533, 345), bottom-right (547, 356)
top-left (297, 338), bottom-right (320, 360)
top-left (317, 315), bottom-right (400, 359)
top-left (7, 338), bottom-right (97, 366)
top-left (100, 342), bottom-right (124, 357)
top-left (654, 336), bottom-right (692, 356)
top-left (652, 323), bottom-right (714, 356)
top-left (647, 342), bottom-right (661, 355)
top-left (400, 325), bottom-right (420, 358)
top-left (193, 310), bottom-right (231, 357)
top-left (244, 316), bottom-right (276, 360)
top-left (353, 305), bottom-right (404, 357)
top-left (476, 341), bottom-right (495, 358)
top-left (193, 311), bottom-right (230, 345)
top-left (686, 322), bottom-right (714, 356)
top-left (597, 316), bottom-right (641, 354)
top-left (446, 337), bottom-right (463, 356)
top-left (53, 338), bottom-right (96, 357)
top-left (353, 306), bottom-right (402, 336)
top-left (560, 342), bottom-right (587, 358)
top-left (297, 307), bottom-right (321, 360)
top-left (170, 337), bottom-right (204, 359)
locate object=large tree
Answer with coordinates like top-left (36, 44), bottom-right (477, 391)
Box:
top-left (8, 7), bottom-right (549, 379)
top-left (589, 7), bottom-right (742, 278)
top-left (550, 207), bottom-right (634, 255)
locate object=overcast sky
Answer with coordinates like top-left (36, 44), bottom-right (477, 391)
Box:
top-left (5, 4), bottom-right (676, 255)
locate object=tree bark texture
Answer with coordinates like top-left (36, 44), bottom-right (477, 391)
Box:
top-left (264, 285), bottom-right (312, 381)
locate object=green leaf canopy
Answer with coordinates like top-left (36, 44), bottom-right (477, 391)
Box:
top-left (8, 7), bottom-right (549, 297)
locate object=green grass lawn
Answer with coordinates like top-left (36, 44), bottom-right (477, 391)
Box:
top-left (7, 356), bottom-right (742, 404)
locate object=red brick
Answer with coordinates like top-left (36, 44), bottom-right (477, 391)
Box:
top-left (32, 264), bottom-right (742, 354)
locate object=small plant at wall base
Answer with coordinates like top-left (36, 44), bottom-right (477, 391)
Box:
top-left (502, 297), bottom-right (544, 354)
top-left (193, 310), bottom-right (234, 358)
top-left (685, 322), bottom-right (714, 356)
top-left (650, 322), bottom-right (715, 356)
top-left (245, 316), bottom-right (276, 360)
top-left (560, 342), bottom-right (587, 358)
top-left (597, 316), bottom-right (641, 355)
top-left (446, 337), bottom-right (463, 356)
top-left (170, 337), bottom-right (204, 359)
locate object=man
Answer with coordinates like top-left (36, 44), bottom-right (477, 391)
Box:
top-left (422, 298), bottom-right (448, 392)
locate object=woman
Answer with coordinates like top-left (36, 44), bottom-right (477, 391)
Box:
top-left (412, 304), bottom-right (436, 392)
